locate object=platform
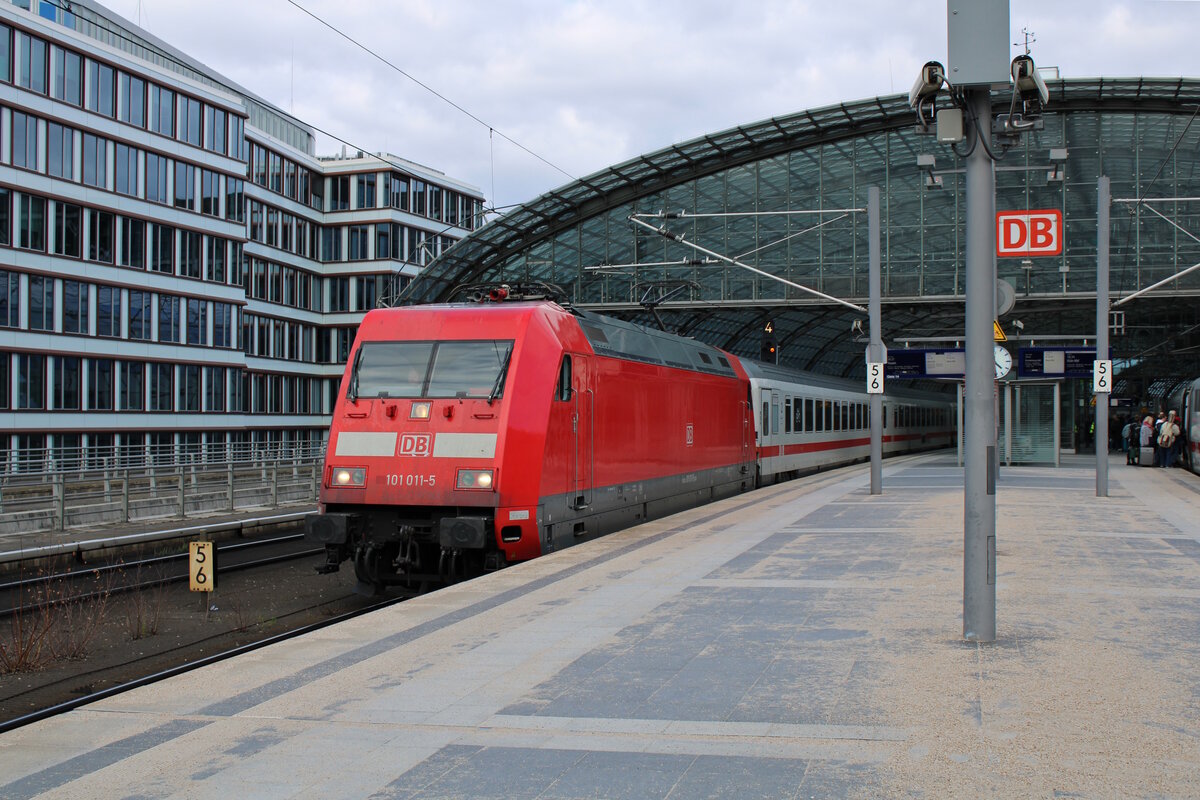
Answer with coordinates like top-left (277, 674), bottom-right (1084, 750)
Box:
top-left (1, 452), bottom-right (1198, 798)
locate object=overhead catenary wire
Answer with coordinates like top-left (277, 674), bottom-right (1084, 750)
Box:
top-left (284, 0), bottom-right (577, 183)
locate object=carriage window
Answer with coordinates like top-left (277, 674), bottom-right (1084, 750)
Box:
top-left (805, 398), bottom-right (814, 432)
top-left (841, 401), bottom-right (849, 431)
top-left (793, 398), bottom-right (804, 432)
top-left (784, 398), bottom-right (792, 433)
top-left (556, 355), bottom-right (572, 401)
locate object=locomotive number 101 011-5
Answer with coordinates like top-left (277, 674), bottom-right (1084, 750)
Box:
top-left (385, 473), bottom-right (436, 487)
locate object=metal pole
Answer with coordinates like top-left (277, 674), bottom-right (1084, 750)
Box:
top-left (868, 186), bottom-right (883, 494)
top-left (963, 88), bottom-right (997, 643)
top-left (1096, 176), bottom-right (1110, 496)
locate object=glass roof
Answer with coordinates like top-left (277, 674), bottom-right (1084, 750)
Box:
top-left (400, 78), bottom-right (1200, 382)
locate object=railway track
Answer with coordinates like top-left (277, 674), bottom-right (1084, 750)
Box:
top-left (0, 526), bottom-right (395, 730)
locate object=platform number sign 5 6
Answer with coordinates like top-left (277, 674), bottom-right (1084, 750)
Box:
top-left (189, 541), bottom-right (216, 592)
top-left (1093, 360), bottom-right (1112, 394)
top-left (867, 362), bottom-right (884, 394)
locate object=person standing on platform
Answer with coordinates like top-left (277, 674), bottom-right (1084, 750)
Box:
top-left (1161, 410), bottom-right (1181, 467)
top-left (1123, 417), bottom-right (1137, 464)
top-left (1140, 415), bottom-right (1156, 466)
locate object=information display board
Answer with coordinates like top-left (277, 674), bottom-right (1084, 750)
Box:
top-left (1018, 347), bottom-right (1111, 379)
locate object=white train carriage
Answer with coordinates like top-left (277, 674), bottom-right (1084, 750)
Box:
top-left (743, 361), bottom-right (957, 484)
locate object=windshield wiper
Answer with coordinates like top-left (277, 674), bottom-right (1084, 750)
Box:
top-left (487, 348), bottom-right (513, 406)
top-left (347, 347), bottom-right (364, 402)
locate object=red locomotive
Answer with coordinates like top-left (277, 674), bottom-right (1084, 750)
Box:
top-left (306, 285), bottom-right (954, 594)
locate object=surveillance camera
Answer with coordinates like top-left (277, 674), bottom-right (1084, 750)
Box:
top-left (908, 61), bottom-right (945, 109)
top-left (1010, 55), bottom-right (1049, 108)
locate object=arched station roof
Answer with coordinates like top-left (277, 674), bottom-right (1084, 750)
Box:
top-left (401, 78), bottom-right (1200, 384)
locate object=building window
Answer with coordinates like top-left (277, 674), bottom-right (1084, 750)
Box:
top-left (179, 95), bottom-right (201, 147)
top-left (204, 106), bottom-right (226, 154)
top-left (309, 171), bottom-right (323, 210)
top-left (269, 151), bottom-right (282, 193)
top-left (180, 230), bottom-right (201, 278)
top-left (428, 185), bottom-right (442, 221)
top-left (52, 201), bottom-right (81, 258)
top-left (0, 188), bottom-right (9, 246)
top-left (284, 160), bottom-right (296, 199)
top-left (149, 363), bottom-right (172, 411)
top-left (55, 356), bottom-right (80, 409)
top-left (266, 207), bottom-right (278, 248)
top-left (145, 153), bottom-right (169, 204)
top-left (213, 302), bottom-right (233, 348)
top-left (173, 162), bottom-right (195, 209)
top-left (206, 236), bottom-right (226, 283)
top-left (28, 275), bottom-right (53, 331)
top-left (357, 173), bottom-right (376, 209)
top-left (411, 179), bottom-right (426, 216)
top-left (320, 227), bottom-right (341, 262)
top-left (149, 224), bottom-right (174, 273)
top-left (252, 143), bottom-right (267, 186)
top-left (328, 277), bottom-right (350, 311)
top-left (158, 295), bottom-right (180, 343)
top-left (120, 72), bottom-right (145, 127)
top-left (356, 275), bottom-right (377, 311)
top-left (18, 354), bottom-right (46, 409)
top-left (18, 194), bottom-right (47, 251)
top-left (0, 23), bottom-right (11, 84)
top-left (128, 290), bottom-right (151, 339)
top-left (224, 178), bottom-right (244, 223)
top-left (89, 358), bottom-right (114, 410)
top-left (187, 298), bottom-right (206, 345)
top-left (82, 133), bottom-right (106, 188)
top-left (180, 364), bottom-right (200, 411)
top-left (205, 366), bottom-right (225, 411)
top-left (120, 217), bottom-right (145, 269)
top-left (230, 116), bottom-right (246, 160)
top-left (330, 176), bottom-right (349, 211)
top-left (348, 225), bottom-right (369, 260)
top-left (62, 280), bottom-right (88, 334)
top-left (11, 111), bottom-right (38, 171)
top-left (390, 173), bottom-right (408, 210)
top-left (119, 361), bottom-right (144, 410)
top-left (97, 285), bottom-right (120, 337)
top-left (47, 122), bottom-right (73, 179)
top-left (149, 84), bottom-right (174, 136)
top-left (52, 46), bottom-right (81, 105)
top-left (86, 209), bottom-right (114, 263)
top-left (86, 60), bottom-right (115, 117)
top-left (0, 270), bottom-right (19, 327)
top-left (18, 32), bottom-right (48, 95)
top-left (115, 143), bottom-right (139, 196)
top-left (200, 169), bottom-right (219, 216)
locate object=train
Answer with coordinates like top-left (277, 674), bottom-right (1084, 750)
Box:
top-left (1165, 377), bottom-right (1200, 474)
top-left (304, 285), bottom-right (957, 594)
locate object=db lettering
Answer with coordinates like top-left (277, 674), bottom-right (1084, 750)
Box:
top-left (398, 433), bottom-right (432, 457)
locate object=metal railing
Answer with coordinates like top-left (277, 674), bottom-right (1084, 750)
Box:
top-left (0, 446), bottom-right (327, 536)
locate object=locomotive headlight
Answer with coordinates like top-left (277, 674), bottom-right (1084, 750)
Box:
top-left (331, 467), bottom-right (367, 487)
top-left (456, 469), bottom-right (494, 490)
top-left (410, 402), bottom-right (431, 419)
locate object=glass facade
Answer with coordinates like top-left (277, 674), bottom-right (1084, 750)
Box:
top-left (408, 80), bottom-right (1200, 382)
top-left (0, 2), bottom-right (483, 471)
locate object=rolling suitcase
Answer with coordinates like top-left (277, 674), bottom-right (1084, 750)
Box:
top-left (1140, 446), bottom-right (1155, 466)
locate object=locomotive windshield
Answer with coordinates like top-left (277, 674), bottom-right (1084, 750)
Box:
top-left (350, 340), bottom-right (514, 399)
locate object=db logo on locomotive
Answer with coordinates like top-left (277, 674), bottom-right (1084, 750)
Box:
top-left (398, 433), bottom-right (432, 457)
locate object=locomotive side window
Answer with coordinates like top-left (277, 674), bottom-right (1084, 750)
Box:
top-left (556, 355), bottom-right (572, 401)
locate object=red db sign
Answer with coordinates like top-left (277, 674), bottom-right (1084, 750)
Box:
top-left (996, 210), bottom-right (1063, 257)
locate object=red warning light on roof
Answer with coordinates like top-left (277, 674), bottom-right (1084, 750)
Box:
top-left (996, 209), bottom-right (1063, 257)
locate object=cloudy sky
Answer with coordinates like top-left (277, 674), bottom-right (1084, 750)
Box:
top-left (95, 0), bottom-right (1200, 213)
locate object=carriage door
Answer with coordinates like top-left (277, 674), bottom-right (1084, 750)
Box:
top-left (571, 355), bottom-right (593, 509)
